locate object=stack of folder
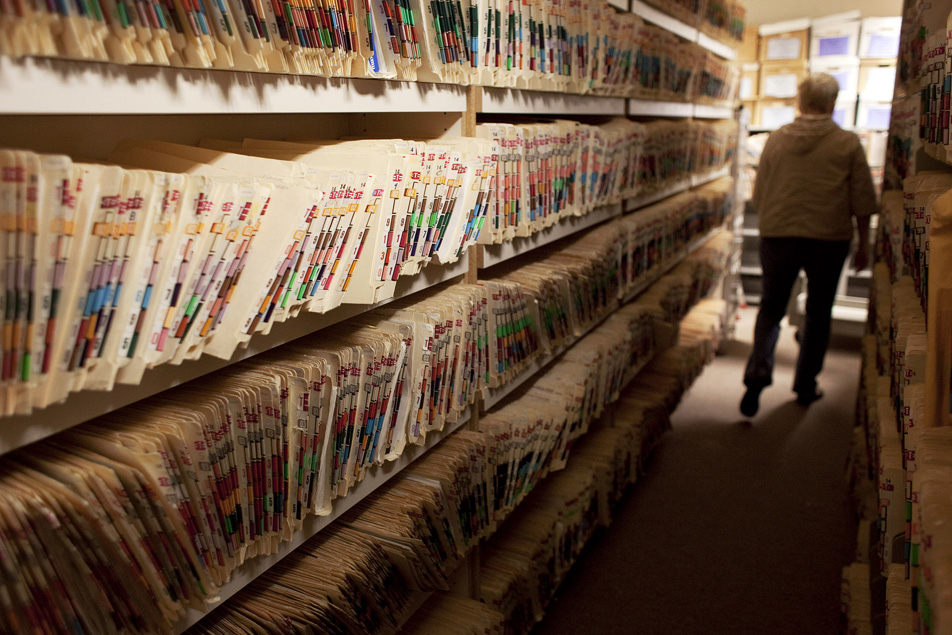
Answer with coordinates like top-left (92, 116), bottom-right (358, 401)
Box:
top-left (887, 563), bottom-right (914, 635)
top-left (900, 172), bottom-right (952, 313)
top-left (910, 426), bottom-right (952, 633)
top-left (879, 190), bottom-right (904, 281)
top-left (0, 139), bottom-right (496, 415)
top-left (400, 596), bottom-right (506, 634)
top-left (841, 562), bottom-right (873, 635)
top-left (0, 0), bottom-right (743, 97)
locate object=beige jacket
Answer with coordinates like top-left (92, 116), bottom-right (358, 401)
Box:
top-left (752, 115), bottom-right (876, 241)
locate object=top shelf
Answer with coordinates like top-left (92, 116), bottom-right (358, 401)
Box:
top-left (630, 0), bottom-right (698, 42)
top-left (0, 56), bottom-right (470, 115)
top-left (629, 0), bottom-right (737, 60)
top-left (0, 54), bottom-right (737, 118)
top-left (479, 88), bottom-right (627, 116)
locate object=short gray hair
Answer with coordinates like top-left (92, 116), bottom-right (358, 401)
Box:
top-left (797, 73), bottom-right (840, 114)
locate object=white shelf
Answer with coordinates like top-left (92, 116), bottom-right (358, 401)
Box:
top-left (479, 87), bottom-right (626, 116)
top-left (697, 32), bottom-right (738, 60)
top-left (630, 0), bottom-right (698, 42)
top-left (629, 99), bottom-right (694, 117)
top-left (694, 104), bottom-right (735, 119)
top-left (0, 256), bottom-right (469, 456)
top-left (739, 265), bottom-right (762, 275)
top-left (625, 179), bottom-right (693, 211)
top-left (477, 204), bottom-right (623, 269)
top-left (691, 166), bottom-right (731, 187)
top-left (607, 0), bottom-right (629, 9)
top-left (175, 410), bottom-right (471, 633)
top-left (623, 167), bottom-right (727, 214)
top-left (0, 56), bottom-right (468, 114)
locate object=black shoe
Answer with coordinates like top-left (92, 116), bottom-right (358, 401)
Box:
top-left (740, 387), bottom-right (762, 417)
top-left (796, 389), bottom-right (823, 406)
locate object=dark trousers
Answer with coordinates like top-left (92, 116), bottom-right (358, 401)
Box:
top-left (744, 237), bottom-right (851, 395)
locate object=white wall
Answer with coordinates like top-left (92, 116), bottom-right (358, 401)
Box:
top-left (745, 0), bottom-right (903, 26)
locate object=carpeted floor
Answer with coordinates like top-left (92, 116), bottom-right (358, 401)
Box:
top-left (532, 308), bottom-right (862, 635)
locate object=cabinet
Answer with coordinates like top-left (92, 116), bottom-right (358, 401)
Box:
top-left (0, 0), bottom-right (741, 631)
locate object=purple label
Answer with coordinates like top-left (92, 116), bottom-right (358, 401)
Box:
top-left (819, 35), bottom-right (851, 56)
top-left (866, 33), bottom-right (899, 57)
top-left (866, 106), bottom-right (892, 129)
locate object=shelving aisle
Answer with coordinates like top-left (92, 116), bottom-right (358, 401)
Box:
top-left (533, 308), bottom-right (861, 635)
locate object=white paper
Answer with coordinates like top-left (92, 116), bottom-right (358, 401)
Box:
top-left (740, 77), bottom-right (755, 100)
top-left (766, 36), bottom-right (802, 60)
top-left (762, 105), bottom-right (796, 129)
top-left (764, 73), bottom-right (799, 98)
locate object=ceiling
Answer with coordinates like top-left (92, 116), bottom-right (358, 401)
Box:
top-left (745, 0), bottom-right (904, 26)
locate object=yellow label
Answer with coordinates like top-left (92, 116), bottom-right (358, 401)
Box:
top-left (226, 229), bottom-right (239, 241)
top-left (93, 222), bottom-right (112, 237)
top-left (389, 190), bottom-right (401, 199)
top-left (211, 222), bottom-right (225, 234)
top-left (293, 229), bottom-right (306, 240)
top-left (422, 176), bottom-right (432, 184)
top-left (365, 204), bottom-right (378, 214)
top-left (348, 203), bottom-right (359, 213)
top-left (323, 207), bottom-right (334, 216)
top-left (185, 222), bottom-right (203, 235)
top-left (50, 218), bottom-right (75, 235)
top-left (435, 176), bottom-right (446, 185)
top-left (154, 221), bottom-right (171, 235)
top-left (404, 188), bottom-right (417, 197)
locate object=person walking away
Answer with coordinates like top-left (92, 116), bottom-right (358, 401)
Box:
top-left (740, 73), bottom-right (875, 417)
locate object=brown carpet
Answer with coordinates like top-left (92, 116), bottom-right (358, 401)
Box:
top-left (532, 308), bottom-right (861, 635)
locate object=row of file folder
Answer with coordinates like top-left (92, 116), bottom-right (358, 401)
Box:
top-left (0, 202), bottom-right (732, 633)
top-left (475, 119), bottom-right (737, 244)
top-left (909, 425), bottom-right (952, 635)
top-left (0, 128), bottom-right (736, 416)
top-left (841, 562), bottom-right (873, 635)
top-left (855, 264), bottom-right (925, 629)
top-left (0, 138), bottom-right (492, 416)
top-left (887, 563), bottom-right (914, 635)
top-left (897, 172), bottom-right (952, 315)
top-left (642, 0), bottom-right (746, 42)
top-left (478, 297), bottom-right (728, 632)
top-left (0, 0), bottom-right (743, 98)
top-left (402, 596), bottom-right (506, 634)
top-left (188, 267), bottom-right (705, 634)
